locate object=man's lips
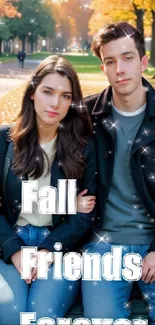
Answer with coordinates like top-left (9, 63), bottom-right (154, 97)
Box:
top-left (116, 78), bottom-right (131, 84)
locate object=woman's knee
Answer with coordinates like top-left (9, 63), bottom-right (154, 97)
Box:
top-left (0, 260), bottom-right (28, 325)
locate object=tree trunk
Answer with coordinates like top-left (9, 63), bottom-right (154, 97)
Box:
top-left (132, 2), bottom-right (145, 40)
top-left (30, 41), bottom-right (34, 53)
top-left (150, 11), bottom-right (155, 66)
top-left (0, 39), bottom-right (2, 54)
top-left (22, 38), bottom-right (25, 51)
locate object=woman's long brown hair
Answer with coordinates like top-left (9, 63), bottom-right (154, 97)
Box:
top-left (11, 55), bottom-right (92, 179)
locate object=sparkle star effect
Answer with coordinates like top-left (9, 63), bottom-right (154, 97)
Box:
top-left (141, 146), bottom-right (149, 154)
top-left (93, 232), bottom-right (110, 245)
top-left (59, 123), bottom-right (64, 129)
top-left (143, 293), bottom-right (150, 300)
top-left (149, 173), bottom-right (155, 181)
top-left (124, 302), bottom-right (130, 309)
top-left (143, 129), bottom-right (149, 136)
top-left (83, 0), bottom-right (92, 11)
top-left (122, 30), bottom-right (136, 45)
top-left (76, 101), bottom-right (87, 112)
top-left (109, 120), bottom-right (119, 130)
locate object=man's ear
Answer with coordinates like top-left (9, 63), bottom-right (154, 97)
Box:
top-left (141, 55), bottom-right (148, 73)
top-left (100, 64), bottom-right (104, 72)
top-left (100, 63), bottom-right (107, 75)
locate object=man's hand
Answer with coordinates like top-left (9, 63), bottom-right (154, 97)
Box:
top-left (142, 252), bottom-right (155, 283)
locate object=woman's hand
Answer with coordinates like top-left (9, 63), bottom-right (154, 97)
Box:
top-left (31, 249), bottom-right (54, 282)
top-left (11, 250), bottom-right (33, 284)
top-left (77, 189), bottom-right (96, 213)
top-left (11, 250), bottom-right (22, 275)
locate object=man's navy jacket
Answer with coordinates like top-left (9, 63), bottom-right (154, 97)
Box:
top-left (0, 128), bottom-right (97, 262)
top-left (85, 78), bottom-right (155, 251)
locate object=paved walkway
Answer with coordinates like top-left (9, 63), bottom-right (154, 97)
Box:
top-left (0, 59), bottom-right (108, 98)
top-left (0, 60), bottom-right (40, 98)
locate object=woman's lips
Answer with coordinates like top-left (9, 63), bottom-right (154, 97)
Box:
top-left (46, 111), bottom-right (59, 117)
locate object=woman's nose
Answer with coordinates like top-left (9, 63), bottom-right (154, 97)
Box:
top-left (50, 95), bottom-right (60, 108)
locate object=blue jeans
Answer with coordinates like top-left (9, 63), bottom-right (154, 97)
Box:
top-left (82, 242), bottom-right (155, 322)
top-left (0, 224), bottom-right (80, 325)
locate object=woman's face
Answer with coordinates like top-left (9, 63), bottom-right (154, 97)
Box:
top-left (31, 72), bottom-right (72, 128)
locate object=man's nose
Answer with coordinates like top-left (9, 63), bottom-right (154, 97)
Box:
top-left (116, 61), bottom-right (125, 75)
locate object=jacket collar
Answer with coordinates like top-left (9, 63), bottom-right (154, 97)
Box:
top-left (92, 78), bottom-right (155, 118)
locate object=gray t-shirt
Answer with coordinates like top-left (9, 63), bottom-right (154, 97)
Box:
top-left (93, 102), bottom-right (154, 245)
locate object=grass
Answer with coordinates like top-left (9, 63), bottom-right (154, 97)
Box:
top-left (0, 52), bottom-right (101, 73)
top-left (28, 52), bottom-right (101, 74)
top-left (0, 53), bottom-right (17, 63)
top-left (145, 63), bottom-right (155, 76)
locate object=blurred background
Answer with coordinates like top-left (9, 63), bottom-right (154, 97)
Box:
top-left (0, 0), bottom-right (155, 124)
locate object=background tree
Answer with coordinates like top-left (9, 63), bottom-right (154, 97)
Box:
top-left (0, 0), bottom-right (20, 18)
top-left (0, 0), bottom-right (20, 53)
top-left (88, 0), bottom-right (154, 64)
top-left (44, 0), bottom-right (93, 51)
top-left (6, 0), bottom-right (55, 52)
top-left (0, 19), bottom-right (11, 52)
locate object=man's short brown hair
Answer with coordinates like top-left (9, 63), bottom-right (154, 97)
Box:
top-left (91, 22), bottom-right (145, 60)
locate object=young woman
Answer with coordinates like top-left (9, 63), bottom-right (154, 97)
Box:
top-left (0, 55), bottom-right (96, 324)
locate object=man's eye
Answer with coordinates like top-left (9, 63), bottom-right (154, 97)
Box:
top-left (126, 56), bottom-right (133, 60)
top-left (106, 61), bottom-right (113, 66)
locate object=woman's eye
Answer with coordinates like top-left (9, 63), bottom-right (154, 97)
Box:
top-left (44, 90), bottom-right (51, 95)
top-left (63, 95), bottom-right (72, 99)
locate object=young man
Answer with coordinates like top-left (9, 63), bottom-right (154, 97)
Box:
top-left (82, 22), bottom-right (155, 323)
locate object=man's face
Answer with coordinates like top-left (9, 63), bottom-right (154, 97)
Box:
top-left (100, 36), bottom-right (148, 96)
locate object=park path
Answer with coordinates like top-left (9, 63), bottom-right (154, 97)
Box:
top-left (0, 60), bottom-right (39, 98)
top-left (0, 59), bottom-right (108, 98)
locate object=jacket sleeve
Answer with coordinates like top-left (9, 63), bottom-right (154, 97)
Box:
top-left (0, 126), bottom-right (24, 263)
top-left (38, 137), bottom-right (97, 253)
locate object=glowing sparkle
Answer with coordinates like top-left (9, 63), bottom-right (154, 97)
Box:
top-left (143, 129), bottom-right (149, 136)
top-left (122, 30), bottom-right (136, 45)
top-left (124, 302), bottom-right (130, 309)
top-left (76, 101), bottom-right (86, 111)
top-left (59, 123), bottom-right (64, 129)
top-left (141, 146), bottom-right (149, 154)
top-left (149, 173), bottom-right (155, 181)
top-left (148, 304), bottom-right (153, 311)
top-left (93, 232), bottom-right (110, 245)
top-left (143, 293), bottom-right (149, 300)
top-left (109, 120), bottom-right (119, 130)
top-left (54, 242), bottom-right (62, 251)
